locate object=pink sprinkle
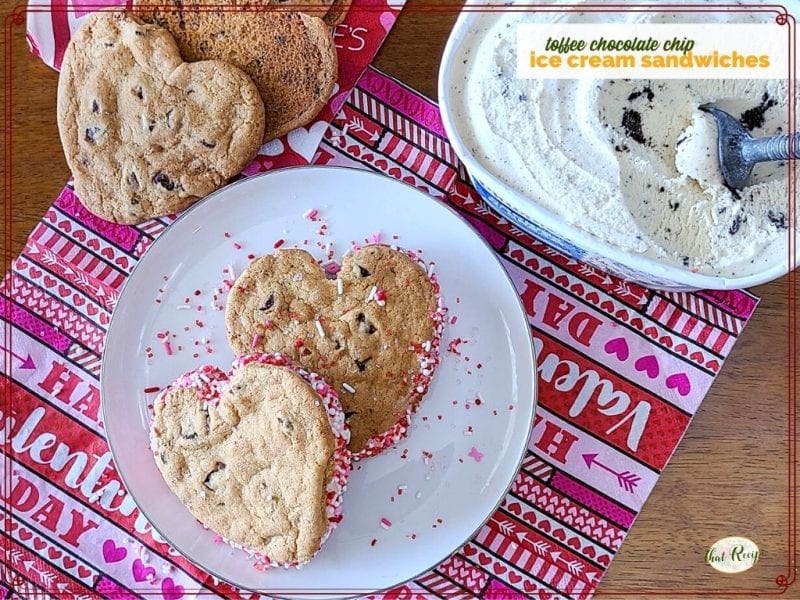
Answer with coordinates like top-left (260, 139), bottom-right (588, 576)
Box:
top-left (251, 334), bottom-right (262, 348)
top-left (163, 341), bottom-right (173, 356)
top-left (324, 262), bottom-right (341, 276)
top-left (274, 239), bottom-right (285, 249)
top-left (380, 517), bottom-right (392, 529)
top-left (265, 319), bottom-right (274, 330)
top-left (450, 316), bottom-right (458, 325)
top-left (213, 535), bottom-right (223, 544)
top-left (233, 242), bottom-right (242, 250)
top-left (370, 230), bottom-right (382, 243)
top-left (375, 289), bottom-right (387, 305)
top-left (468, 446), bottom-right (484, 462)
top-left (253, 562), bottom-right (266, 572)
top-left (143, 386), bottom-right (160, 394)
top-left (224, 232), bottom-right (231, 238)
top-left (304, 208), bottom-right (319, 220)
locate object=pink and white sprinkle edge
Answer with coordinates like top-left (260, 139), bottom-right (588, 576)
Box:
top-left (150, 354), bottom-right (352, 570)
top-left (351, 244), bottom-right (447, 461)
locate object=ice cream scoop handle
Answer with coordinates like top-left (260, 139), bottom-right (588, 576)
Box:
top-left (742, 132), bottom-right (800, 162)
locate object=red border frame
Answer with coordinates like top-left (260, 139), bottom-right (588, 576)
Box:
top-left (2, 2), bottom-right (797, 597)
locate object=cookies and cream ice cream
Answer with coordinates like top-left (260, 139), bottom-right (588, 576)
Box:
top-left (452, 2), bottom-right (792, 276)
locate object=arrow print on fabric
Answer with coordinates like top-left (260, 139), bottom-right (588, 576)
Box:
top-left (1, 346), bottom-right (35, 370)
top-left (582, 453), bottom-right (642, 493)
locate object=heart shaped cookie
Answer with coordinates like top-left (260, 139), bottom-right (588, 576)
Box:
top-left (150, 353), bottom-right (350, 567)
top-left (57, 13), bottom-right (265, 224)
top-left (226, 244), bottom-right (446, 459)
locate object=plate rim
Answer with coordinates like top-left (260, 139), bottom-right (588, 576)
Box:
top-left (100, 165), bottom-right (538, 598)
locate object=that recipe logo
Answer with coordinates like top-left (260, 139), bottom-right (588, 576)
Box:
top-left (516, 24), bottom-right (787, 79)
top-left (705, 537), bottom-right (761, 574)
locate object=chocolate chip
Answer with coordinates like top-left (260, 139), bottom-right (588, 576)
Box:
top-left (199, 40), bottom-right (209, 53)
top-left (203, 462), bottom-right (226, 490)
top-left (148, 120), bottom-right (156, 132)
top-left (682, 256), bottom-right (690, 266)
top-left (740, 92), bottom-right (777, 131)
top-left (334, 339), bottom-right (342, 350)
top-left (152, 172), bottom-right (176, 191)
top-left (259, 293), bottom-right (275, 311)
top-left (277, 416), bottom-right (294, 434)
top-left (128, 172), bottom-right (139, 189)
top-left (357, 265), bottom-right (371, 277)
top-left (159, 451), bottom-right (167, 464)
top-left (356, 312), bottom-right (376, 334)
top-left (85, 127), bottom-right (102, 142)
top-left (91, 99), bottom-right (99, 113)
top-left (627, 86), bottom-right (654, 102)
top-left (165, 109), bottom-right (173, 127)
top-left (201, 140), bottom-right (216, 148)
top-left (134, 30), bottom-right (144, 36)
top-left (768, 210), bottom-right (787, 230)
top-left (103, 42), bottom-right (114, 48)
top-left (344, 411), bottom-right (358, 419)
top-left (134, 86), bottom-right (143, 100)
top-left (355, 357), bottom-right (371, 372)
top-left (729, 214), bottom-right (743, 235)
top-left (622, 109), bottom-right (647, 145)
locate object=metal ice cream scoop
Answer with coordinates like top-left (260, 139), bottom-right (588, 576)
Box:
top-left (700, 104), bottom-right (799, 189)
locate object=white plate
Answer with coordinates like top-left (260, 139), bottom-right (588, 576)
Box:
top-left (101, 166), bottom-right (536, 597)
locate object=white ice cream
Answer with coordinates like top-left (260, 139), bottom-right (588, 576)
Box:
top-left (454, 2), bottom-right (792, 275)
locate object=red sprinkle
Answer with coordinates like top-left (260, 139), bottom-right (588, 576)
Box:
top-left (293, 338), bottom-right (304, 348)
top-left (143, 386), bottom-right (160, 394)
top-left (370, 539), bottom-right (377, 547)
top-left (233, 242), bottom-right (242, 250)
top-left (274, 239), bottom-right (286, 249)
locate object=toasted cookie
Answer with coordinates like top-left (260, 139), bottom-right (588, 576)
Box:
top-left (134, 1), bottom-right (338, 142)
top-left (225, 245), bottom-right (446, 459)
top-left (56, 12), bottom-right (265, 224)
top-left (323, 0), bottom-right (352, 27)
top-left (151, 354), bottom-right (350, 567)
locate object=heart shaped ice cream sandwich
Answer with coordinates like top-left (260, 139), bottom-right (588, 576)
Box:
top-left (225, 244), bottom-right (446, 459)
top-left (150, 353), bottom-right (350, 568)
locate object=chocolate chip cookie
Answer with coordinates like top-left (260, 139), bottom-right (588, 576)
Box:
top-left (133, 0), bottom-right (338, 142)
top-left (56, 12), bottom-right (264, 224)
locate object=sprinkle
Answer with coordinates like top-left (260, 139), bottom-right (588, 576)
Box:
top-left (143, 386), bottom-right (160, 394)
top-left (303, 208), bottom-right (319, 220)
top-left (427, 262), bottom-right (436, 276)
top-left (315, 319), bottom-right (326, 338)
top-left (175, 304), bottom-right (191, 310)
top-left (163, 341), bottom-right (173, 356)
top-left (224, 232), bottom-right (231, 238)
top-left (468, 446), bottom-right (484, 462)
top-left (293, 338), bottom-right (304, 348)
top-left (160, 564), bottom-right (172, 574)
top-left (374, 288), bottom-right (387, 307)
top-left (370, 230), bottom-right (382, 243)
top-left (450, 316), bottom-right (458, 325)
top-left (251, 333), bottom-right (262, 348)
top-left (370, 538), bottom-right (377, 547)
top-left (366, 285), bottom-right (377, 303)
top-left (233, 242), bottom-right (242, 250)
top-left (380, 517), bottom-right (392, 529)
top-left (415, 491), bottom-right (422, 499)
top-left (337, 278), bottom-right (344, 296)
top-left (325, 261), bottom-right (341, 276)
top-left (464, 426), bottom-right (474, 436)
top-left (265, 319), bottom-right (274, 330)
top-left (226, 265), bottom-right (236, 280)
top-left (342, 383), bottom-right (355, 393)
top-left (273, 239), bottom-right (285, 249)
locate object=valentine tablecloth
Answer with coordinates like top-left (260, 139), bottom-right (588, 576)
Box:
top-left (4, 3), bottom-right (760, 598)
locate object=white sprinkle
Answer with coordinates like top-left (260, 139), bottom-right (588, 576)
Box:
top-left (427, 262), bottom-right (436, 276)
top-left (337, 278), bottom-right (344, 296)
top-left (226, 265), bottom-right (235, 280)
top-left (366, 285), bottom-right (377, 303)
top-left (315, 319), bottom-right (326, 338)
top-left (175, 304), bottom-right (191, 310)
top-left (342, 383), bottom-right (356, 393)
top-left (292, 271), bottom-right (303, 282)
top-left (160, 564), bottom-right (172, 574)
top-left (415, 491), bottom-right (422, 499)
top-left (192, 226), bottom-right (202, 234)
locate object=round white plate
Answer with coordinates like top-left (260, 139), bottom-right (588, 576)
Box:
top-left (101, 166), bottom-right (536, 597)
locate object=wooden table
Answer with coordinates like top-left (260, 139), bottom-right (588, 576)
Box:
top-left (2, 1), bottom-right (795, 597)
